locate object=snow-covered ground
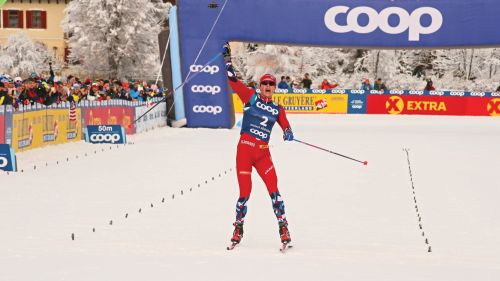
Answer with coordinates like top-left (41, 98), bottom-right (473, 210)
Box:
top-left (1, 114), bottom-right (499, 281)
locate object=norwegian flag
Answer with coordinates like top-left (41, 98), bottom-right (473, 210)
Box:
top-left (69, 102), bottom-right (77, 121)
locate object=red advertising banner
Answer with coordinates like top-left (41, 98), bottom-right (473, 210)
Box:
top-left (83, 107), bottom-right (135, 134)
top-left (466, 97), bottom-right (500, 116)
top-left (0, 111), bottom-right (4, 144)
top-left (367, 95), bottom-right (500, 116)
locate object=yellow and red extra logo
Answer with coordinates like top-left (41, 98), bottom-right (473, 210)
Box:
top-left (385, 96), bottom-right (447, 114)
top-left (487, 98), bottom-right (500, 116)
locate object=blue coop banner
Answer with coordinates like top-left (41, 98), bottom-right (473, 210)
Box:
top-left (85, 125), bottom-right (127, 144)
top-left (176, 0), bottom-right (500, 128)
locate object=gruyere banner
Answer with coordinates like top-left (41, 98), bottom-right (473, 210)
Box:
top-left (233, 93), bottom-right (348, 114)
top-left (12, 107), bottom-right (82, 152)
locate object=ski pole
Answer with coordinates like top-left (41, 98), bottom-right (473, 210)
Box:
top-left (129, 52), bottom-right (223, 127)
top-left (294, 139), bottom-right (368, 166)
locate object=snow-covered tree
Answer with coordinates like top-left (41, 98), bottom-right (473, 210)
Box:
top-left (63, 0), bottom-right (171, 79)
top-left (0, 32), bottom-right (52, 77)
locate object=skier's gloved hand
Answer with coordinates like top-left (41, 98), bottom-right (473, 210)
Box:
top-left (223, 41), bottom-right (232, 63)
top-left (226, 63), bottom-right (237, 82)
top-left (283, 128), bottom-right (294, 141)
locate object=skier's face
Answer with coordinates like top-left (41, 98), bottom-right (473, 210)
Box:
top-left (259, 81), bottom-right (276, 98)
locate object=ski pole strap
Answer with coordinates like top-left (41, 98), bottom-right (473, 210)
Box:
top-left (293, 139), bottom-right (368, 166)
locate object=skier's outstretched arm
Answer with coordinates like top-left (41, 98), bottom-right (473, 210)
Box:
top-left (223, 42), bottom-right (255, 104)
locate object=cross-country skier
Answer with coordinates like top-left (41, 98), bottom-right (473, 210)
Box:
top-left (223, 42), bottom-right (294, 247)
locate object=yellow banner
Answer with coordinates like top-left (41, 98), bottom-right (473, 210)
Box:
top-left (12, 108), bottom-right (82, 152)
top-left (233, 93), bottom-right (348, 114)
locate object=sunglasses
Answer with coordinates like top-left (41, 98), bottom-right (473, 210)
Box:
top-left (261, 81), bottom-right (275, 86)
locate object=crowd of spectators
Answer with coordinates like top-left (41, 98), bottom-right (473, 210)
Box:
top-left (252, 75), bottom-right (446, 92)
top-left (3, 67), bottom-right (500, 108)
top-left (258, 74), bottom-right (390, 92)
top-left (0, 64), bottom-right (164, 108)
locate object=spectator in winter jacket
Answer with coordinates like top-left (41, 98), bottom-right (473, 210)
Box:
top-left (374, 78), bottom-right (387, 91)
top-left (130, 83), bottom-right (140, 101)
top-left (360, 79), bottom-right (373, 91)
top-left (284, 76), bottom-right (291, 89)
top-left (424, 79), bottom-right (436, 91)
top-left (0, 82), bottom-right (10, 105)
top-left (17, 84), bottom-right (30, 106)
top-left (301, 73), bottom-right (312, 89)
top-left (278, 76), bottom-right (289, 90)
top-left (320, 79), bottom-right (338, 90)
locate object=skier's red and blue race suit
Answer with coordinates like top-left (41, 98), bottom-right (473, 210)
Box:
top-left (228, 77), bottom-right (292, 225)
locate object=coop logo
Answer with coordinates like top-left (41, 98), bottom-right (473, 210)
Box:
top-left (487, 98), bottom-right (500, 116)
top-left (193, 105), bottom-right (223, 115)
top-left (90, 134), bottom-right (121, 143)
top-left (386, 96), bottom-right (405, 114)
top-left (189, 64), bottom-right (219, 75)
top-left (470, 92), bottom-right (486, 97)
top-left (191, 85), bottom-right (221, 95)
top-left (250, 128), bottom-right (268, 139)
top-left (350, 99), bottom-right (364, 109)
top-left (0, 156), bottom-right (7, 168)
top-left (324, 6), bottom-right (443, 41)
top-left (256, 101), bottom-right (279, 115)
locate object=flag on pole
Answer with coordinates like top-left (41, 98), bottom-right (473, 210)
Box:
top-left (69, 102), bottom-right (77, 121)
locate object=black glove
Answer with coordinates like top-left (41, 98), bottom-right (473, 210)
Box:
top-left (223, 41), bottom-right (232, 63)
top-left (226, 63), bottom-right (237, 82)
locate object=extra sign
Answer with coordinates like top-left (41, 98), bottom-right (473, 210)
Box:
top-left (84, 125), bottom-right (127, 144)
top-left (0, 144), bottom-right (17, 172)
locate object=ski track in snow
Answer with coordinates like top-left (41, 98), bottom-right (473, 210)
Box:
top-left (1, 114), bottom-right (500, 281)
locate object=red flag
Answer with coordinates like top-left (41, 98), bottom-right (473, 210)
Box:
top-left (69, 102), bottom-right (77, 121)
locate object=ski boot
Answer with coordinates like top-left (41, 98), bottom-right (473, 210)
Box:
top-left (279, 221), bottom-right (291, 243)
top-left (227, 222), bottom-right (244, 250)
top-left (231, 222), bottom-right (244, 244)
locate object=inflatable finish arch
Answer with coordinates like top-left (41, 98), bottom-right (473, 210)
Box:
top-left (174, 0), bottom-right (500, 128)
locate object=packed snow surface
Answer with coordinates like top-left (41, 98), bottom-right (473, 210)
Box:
top-left (1, 114), bottom-right (499, 281)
